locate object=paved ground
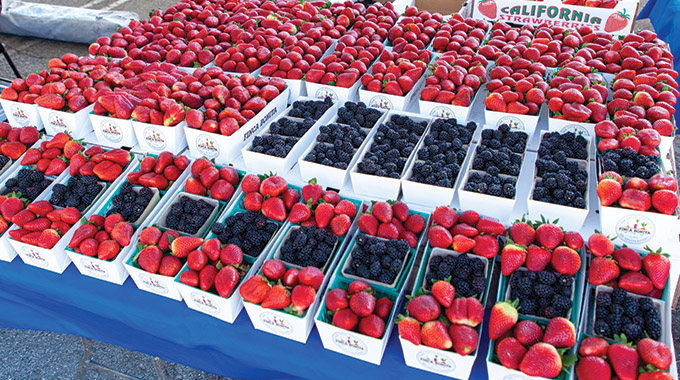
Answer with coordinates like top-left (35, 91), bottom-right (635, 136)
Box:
top-left (0, 0), bottom-right (675, 379)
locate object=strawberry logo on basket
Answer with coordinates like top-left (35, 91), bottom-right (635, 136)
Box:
top-left (478, 0), bottom-right (497, 18)
top-left (604, 9), bottom-right (630, 33)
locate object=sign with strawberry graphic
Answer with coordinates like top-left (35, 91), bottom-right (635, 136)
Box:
top-left (472, 0), bottom-right (637, 35)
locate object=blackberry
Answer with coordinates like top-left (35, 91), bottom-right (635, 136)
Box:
top-left (596, 306), bottom-right (609, 320)
top-left (594, 320), bottom-right (610, 337)
top-left (639, 297), bottom-right (654, 311)
top-left (537, 271), bottom-right (556, 285)
top-left (623, 296), bottom-right (639, 317)
top-left (558, 275), bottom-right (573, 288)
top-left (519, 298), bottom-right (537, 314)
top-left (471, 277), bottom-right (486, 295)
top-left (597, 292), bottom-right (612, 309)
top-left (612, 288), bottom-right (627, 305)
top-left (552, 294), bottom-right (571, 311)
top-left (645, 319), bottom-right (662, 340)
top-left (622, 323), bottom-right (642, 341)
top-left (534, 284), bottom-right (554, 298)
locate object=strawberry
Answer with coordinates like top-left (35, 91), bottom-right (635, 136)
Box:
top-left (449, 324), bottom-right (478, 356)
top-left (445, 297), bottom-right (484, 327)
top-left (243, 192), bottom-right (263, 212)
top-left (514, 320), bottom-right (543, 346)
top-left (348, 280), bottom-right (373, 295)
top-left (199, 265), bottom-right (218, 290)
top-left (476, 217), bottom-right (505, 236)
top-left (618, 271), bottom-right (653, 295)
top-left (374, 297), bottom-right (393, 320)
top-left (326, 288), bottom-right (349, 313)
top-left (349, 291), bottom-right (376, 317)
top-left (612, 247), bottom-right (642, 271)
top-left (526, 245), bottom-right (551, 272)
top-left (330, 214), bottom-right (351, 236)
top-left (472, 235), bottom-right (499, 258)
top-left (259, 175), bottom-right (288, 197)
top-left (301, 178), bottom-right (323, 205)
top-left (154, 151), bottom-right (173, 174)
top-left (97, 240), bottom-right (121, 261)
top-left (432, 206), bottom-right (457, 228)
top-left (579, 337), bottom-right (609, 357)
top-left (542, 317), bottom-right (575, 348)
top-left (358, 214), bottom-right (378, 235)
top-left (20, 231), bottom-right (42, 246)
top-left (179, 270), bottom-right (199, 288)
top-left (478, 0), bottom-right (497, 18)
top-left (496, 337), bottom-right (526, 370)
top-left (421, 321), bottom-right (452, 350)
top-left (597, 178), bottom-right (623, 206)
top-left (563, 231), bottom-right (584, 250)
top-left (604, 10), bottom-right (631, 33)
top-left (619, 189), bottom-right (652, 211)
top-left (289, 285), bottom-right (316, 315)
top-left (589, 257), bottom-right (620, 286)
top-left (187, 250), bottom-right (208, 271)
top-left (391, 202), bottom-right (409, 222)
top-left (642, 248), bottom-right (670, 290)
top-left (262, 259), bottom-right (286, 281)
top-left (137, 246), bottom-right (163, 273)
top-left (27, 200), bottom-right (52, 217)
top-left (651, 189), bottom-right (678, 215)
top-left (371, 202), bottom-right (393, 223)
top-left (170, 236), bottom-right (204, 258)
top-left (648, 173), bottom-right (678, 192)
top-left (298, 266), bottom-right (323, 290)
top-left (358, 314), bottom-right (385, 338)
top-left (288, 203), bottom-right (312, 224)
top-left (139, 226), bottom-right (161, 246)
top-left (333, 308), bottom-right (359, 331)
top-left (519, 343), bottom-right (565, 378)
top-left (534, 222), bottom-right (563, 250)
top-left (551, 246), bottom-right (581, 276)
top-left (637, 338), bottom-right (672, 370)
top-left (240, 174), bottom-right (261, 193)
top-left (576, 356), bottom-right (611, 380)
top-left (314, 202), bottom-right (335, 228)
top-left (239, 275), bottom-right (271, 304)
top-left (335, 200), bottom-right (357, 219)
top-left (428, 226), bottom-right (453, 248)
top-left (431, 280), bottom-right (455, 308)
top-left (37, 229), bottom-right (61, 249)
top-left (12, 209), bottom-right (35, 227)
top-left (20, 148), bottom-right (41, 166)
top-left (261, 197), bottom-right (287, 222)
top-left (61, 207), bottom-right (81, 225)
top-left (44, 157), bottom-right (67, 176)
top-left (397, 315), bottom-right (421, 345)
top-left (282, 268), bottom-right (298, 287)
top-left (501, 243), bottom-right (526, 276)
top-left (608, 343), bottom-right (639, 380)
top-left (23, 217), bottom-right (50, 231)
top-left (110, 222), bottom-right (133, 247)
top-left (0, 141), bottom-right (26, 160)
top-left (509, 221), bottom-right (535, 246)
top-left (489, 301), bottom-right (518, 340)
top-left (404, 214), bottom-right (425, 235)
top-left (219, 244), bottom-right (243, 267)
top-left (93, 161), bottom-right (123, 182)
top-left (407, 295), bottom-right (441, 323)
top-left (588, 232), bottom-right (615, 257)
top-left (638, 372), bottom-right (674, 380)
top-left (452, 234), bottom-right (476, 253)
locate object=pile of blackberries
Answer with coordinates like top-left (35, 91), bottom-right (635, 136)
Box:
top-left (336, 101), bottom-right (383, 129)
top-left (279, 226), bottom-right (338, 269)
top-left (50, 175), bottom-right (102, 212)
top-left (107, 182), bottom-right (154, 223)
top-left (3, 168), bottom-right (52, 202)
top-left (600, 147), bottom-right (661, 179)
top-left (594, 288), bottom-right (662, 342)
top-left (424, 252), bottom-right (486, 298)
top-left (164, 195), bottom-right (215, 235)
top-left (538, 131), bottom-right (588, 160)
top-left (287, 98), bottom-right (334, 120)
top-left (345, 234), bottom-right (410, 285)
top-left (510, 270), bottom-right (574, 319)
top-left (250, 117), bottom-right (316, 158)
top-left (210, 211), bottom-right (278, 257)
top-left (305, 123), bottom-right (368, 169)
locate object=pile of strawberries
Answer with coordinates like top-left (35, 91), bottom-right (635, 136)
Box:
top-left (587, 232), bottom-right (670, 297)
top-left (501, 218), bottom-right (584, 276)
top-left (490, 301), bottom-right (577, 379)
top-left (134, 228), bottom-right (198, 277)
top-left (597, 172), bottom-right (679, 215)
top-left (359, 47), bottom-right (431, 97)
top-left (595, 121), bottom-right (662, 156)
top-left (241, 173), bottom-right (299, 222)
top-left (6, 200), bottom-right (81, 249)
top-left (357, 200), bottom-right (425, 248)
top-left (288, 178), bottom-right (357, 237)
top-left (176, 236), bottom-right (248, 298)
top-left (427, 207), bottom-right (503, 258)
top-left (183, 157), bottom-right (240, 202)
top-left (324, 280), bottom-right (393, 338)
top-left (1, 55), bottom-right (120, 113)
top-left (127, 151), bottom-right (190, 191)
top-left (67, 146), bottom-right (132, 183)
top-left (0, 123), bottom-right (40, 163)
top-left (430, 15), bottom-right (489, 54)
top-left (68, 213), bottom-right (134, 261)
top-left (387, 7), bottom-right (443, 50)
top-left (259, 36), bottom-right (333, 80)
top-left (240, 259), bottom-right (324, 316)
top-left (19, 132), bottom-right (83, 176)
top-left (575, 336), bottom-right (673, 380)
top-left (420, 52), bottom-right (487, 107)
top-left (398, 282), bottom-right (484, 356)
top-left (484, 58), bottom-right (548, 115)
top-left (548, 65), bottom-right (608, 123)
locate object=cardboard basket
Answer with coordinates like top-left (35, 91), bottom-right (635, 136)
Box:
top-left (132, 120), bottom-right (188, 155)
top-left (156, 192), bottom-right (221, 238)
top-left (0, 99), bottom-right (44, 130)
top-left (306, 80), bottom-right (361, 104)
top-left (598, 204), bottom-right (680, 251)
top-left (38, 104), bottom-right (94, 139)
top-left (184, 88), bottom-right (289, 165)
top-left (241, 98), bottom-right (338, 175)
top-left (90, 113), bottom-right (138, 148)
top-left (484, 105), bottom-right (545, 137)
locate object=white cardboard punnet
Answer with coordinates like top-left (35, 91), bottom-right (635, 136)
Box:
top-left (90, 113), bottom-right (138, 148)
top-left (39, 104), bottom-right (95, 139)
top-left (306, 80), bottom-right (361, 104)
top-left (132, 120), bottom-right (188, 155)
top-left (0, 99), bottom-right (44, 130)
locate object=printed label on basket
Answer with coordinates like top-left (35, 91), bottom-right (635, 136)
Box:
top-left (195, 134), bottom-right (220, 158)
top-left (140, 274), bottom-right (169, 294)
top-left (315, 88), bottom-right (338, 102)
top-left (48, 113), bottom-right (69, 133)
top-left (332, 332), bottom-right (367, 356)
top-left (143, 127), bottom-right (167, 150)
top-left (99, 120), bottom-right (124, 143)
top-left (496, 116), bottom-right (525, 131)
top-left (369, 96), bottom-right (393, 110)
top-left (260, 312), bottom-right (293, 335)
top-left (190, 292), bottom-right (221, 314)
top-left (10, 105), bottom-right (30, 126)
top-left (416, 351), bottom-right (456, 373)
top-left (21, 246), bottom-right (49, 267)
top-left (429, 106), bottom-right (456, 119)
top-left (80, 258), bottom-right (109, 279)
top-left (560, 124), bottom-right (590, 137)
top-left (615, 215), bottom-right (655, 245)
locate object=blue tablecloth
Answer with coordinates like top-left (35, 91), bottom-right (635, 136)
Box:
top-left (0, 259), bottom-right (491, 380)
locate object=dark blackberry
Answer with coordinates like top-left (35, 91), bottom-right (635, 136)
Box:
top-left (639, 297), bottom-right (654, 311)
top-left (594, 320), bottom-right (611, 337)
top-left (622, 323), bottom-right (642, 341)
top-left (623, 296), bottom-right (639, 317)
top-left (471, 277), bottom-right (486, 295)
top-left (612, 288), bottom-right (627, 305)
top-left (645, 319), bottom-right (662, 340)
top-left (519, 298), bottom-right (537, 314)
top-left (597, 292), bottom-right (612, 309)
top-left (552, 294), bottom-right (571, 311)
top-left (596, 306), bottom-right (609, 320)
top-left (558, 275), bottom-right (573, 287)
top-left (537, 271), bottom-right (556, 285)
top-left (534, 284), bottom-right (554, 298)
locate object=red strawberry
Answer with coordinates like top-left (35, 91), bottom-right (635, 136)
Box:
top-left (608, 343), bottom-right (638, 380)
top-left (288, 203), bottom-right (312, 224)
top-left (637, 338), bottom-right (672, 370)
top-left (478, 0), bottom-right (497, 18)
top-left (170, 236), bottom-right (204, 258)
top-left (535, 222), bottom-right (563, 250)
top-left (526, 245), bottom-right (551, 272)
top-left (298, 266), bottom-right (323, 290)
top-left (291, 285), bottom-right (316, 316)
top-left (301, 178), bottom-right (323, 205)
top-left (334, 200), bottom-right (356, 219)
top-left (604, 10), bottom-right (631, 33)
top-left (551, 246), bottom-right (581, 276)
top-left (240, 174), bottom-right (261, 193)
top-left (374, 297), bottom-right (393, 320)
top-left (261, 284), bottom-right (291, 309)
top-left (348, 280), bottom-right (373, 295)
top-left (358, 314), bottom-right (385, 338)
top-left (404, 214), bottom-right (425, 235)
top-left (377, 223), bottom-right (399, 240)
top-left (421, 321), bottom-right (452, 350)
top-left (519, 343), bottom-right (564, 378)
top-left (333, 308), bottom-right (359, 331)
top-left (579, 337), bottom-right (609, 357)
top-left (214, 266), bottom-right (240, 298)
top-left (445, 297), bottom-right (484, 327)
top-left (509, 221), bottom-right (535, 246)
top-left (501, 243), bottom-right (526, 276)
top-left (330, 214), bottom-right (351, 236)
top-left (282, 268), bottom-right (298, 287)
top-left (449, 324), bottom-right (478, 356)
top-left (261, 197), bottom-right (287, 222)
top-left (588, 233), bottom-right (615, 257)
top-left (514, 320), bottom-right (543, 346)
top-left (563, 231), bottom-right (584, 250)
top-left (589, 256), bottom-right (620, 286)
top-left (371, 202), bottom-right (393, 223)
top-left (488, 301), bottom-right (518, 340)
top-left (431, 280), bottom-right (455, 308)
top-left (259, 175), bottom-right (288, 197)
top-left (349, 291), bottom-right (376, 317)
top-left (391, 202), bottom-right (409, 222)
top-left (358, 214), bottom-right (379, 235)
top-left (137, 246), bottom-right (163, 273)
top-left (452, 234), bottom-right (475, 253)
top-left (432, 206), bottom-right (457, 228)
top-left (597, 178), bottom-right (623, 206)
top-left (407, 295), bottom-right (441, 323)
top-left (397, 316), bottom-right (421, 345)
top-left (652, 189), bottom-right (678, 215)
top-left (576, 356), bottom-right (611, 380)
top-left (326, 288), bottom-right (349, 313)
top-left (542, 317), bottom-right (575, 348)
top-left (618, 271), bottom-right (653, 295)
top-left (428, 225), bottom-right (452, 248)
top-left (199, 265), bottom-right (218, 291)
top-left (472, 235), bottom-right (499, 258)
top-left (315, 203), bottom-right (335, 228)
top-left (239, 275), bottom-right (271, 304)
top-left (139, 227), bottom-right (161, 246)
top-left (612, 247), bottom-right (642, 271)
top-left (642, 248), bottom-right (670, 290)
top-left (476, 217), bottom-right (505, 236)
top-left (496, 337), bottom-right (526, 370)
top-left (262, 259), bottom-right (286, 282)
